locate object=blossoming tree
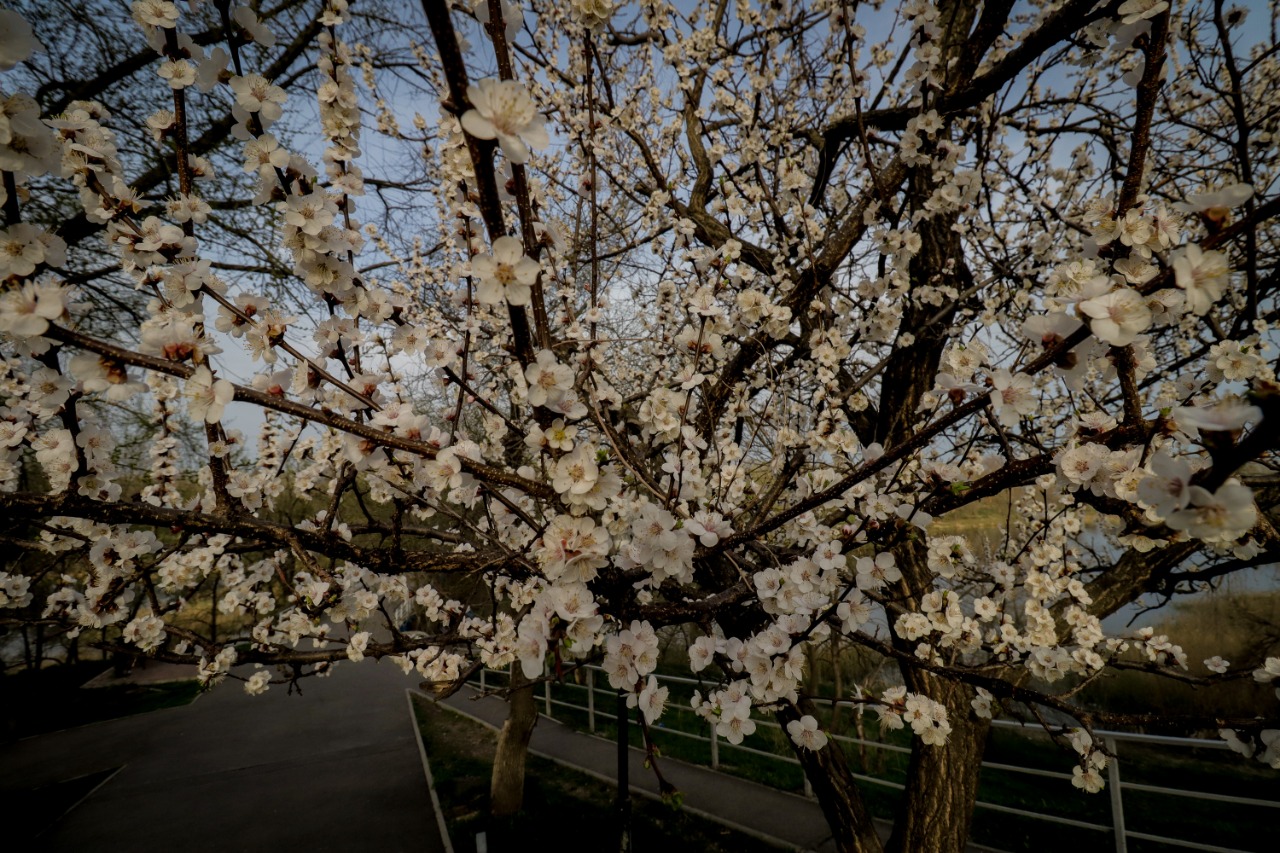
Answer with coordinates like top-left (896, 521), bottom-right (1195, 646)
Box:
top-left (2, 0), bottom-right (1280, 850)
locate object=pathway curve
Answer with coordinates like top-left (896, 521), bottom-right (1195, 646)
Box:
top-left (1, 660), bottom-right (443, 852)
top-left (439, 683), bottom-right (845, 852)
top-left (436, 684), bottom-right (1003, 853)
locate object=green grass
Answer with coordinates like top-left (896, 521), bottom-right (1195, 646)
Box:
top-left (477, 670), bottom-right (1276, 853)
top-left (931, 490), bottom-right (1024, 552)
top-left (0, 662), bottom-right (200, 740)
top-left (835, 723), bottom-right (1275, 852)
top-left (486, 669), bottom-right (809, 793)
top-left (410, 693), bottom-right (785, 852)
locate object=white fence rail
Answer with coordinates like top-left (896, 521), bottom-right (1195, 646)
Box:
top-left (473, 666), bottom-right (1276, 853)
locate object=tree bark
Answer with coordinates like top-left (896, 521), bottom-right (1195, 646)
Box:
top-left (873, 17), bottom-right (991, 835)
top-left (490, 665), bottom-right (539, 815)
top-left (887, 671), bottom-right (989, 853)
top-left (779, 699), bottom-right (884, 853)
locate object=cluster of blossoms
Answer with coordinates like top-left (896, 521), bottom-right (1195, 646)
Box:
top-left (1221, 659), bottom-right (1280, 769)
top-left (0, 5), bottom-right (1275, 837)
top-left (1024, 184), bottom-right (1271, 551)
top-left (0, 570), bottom-right (32, 608)
top-left (876, 687), bottom-right (952, 746)
top-left (1065, 729), bottom-right (1110, 793)
top-left (692, 680), bottom-right (759, 745)
top-left (1066, 192), bottom-right (1236, 349)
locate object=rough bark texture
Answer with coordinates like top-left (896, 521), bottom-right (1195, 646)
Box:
top-left (883, 537), bottom-right (993, 853)
top-left (796, 134), bottom-right (983, 852)
top-left (489, 666), bottom-right (538, 815)
top-left (715, 567), bottom-right (885, 851)
top-left (779, 699), bottom-right (884, 853)
top-left (888, 666), bottom-right (990, 853)
top-left (873, 173), bottom-right (972, 445)
top-left (875, 209), bottom-right (987, 852)
top-left (718, 572), bottom-right (883, 850)
top-left (873, 8), bottom-right (990, 837)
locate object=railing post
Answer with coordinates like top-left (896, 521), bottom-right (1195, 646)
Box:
top-left (479, 667), bottom-right (486, 692)
top-left (803, 774), bottom-right (814, 798)
top-left (587, 667), bottom-right (596, 733)
top-left (544, 678), bottom-right (553, 717)
top-left (710, 721), bottom-right (719, 769)
top-left (617, 691), bottom-right (632, 850)
top-left (1106, 736), bottom-right (1127, 853)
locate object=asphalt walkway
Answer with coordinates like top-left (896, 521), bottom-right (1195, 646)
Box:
top-left (436, 683), bottom-right (860, 852)
top-left (4, 657), bottom-right (991, 853)
top-left (1, 660), bottom-right (444, 852)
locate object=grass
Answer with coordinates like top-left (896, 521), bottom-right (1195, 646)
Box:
top-left (817, 724), bottom-right (1277, 852)
top-left (484, 668), bottom-right (809, 793)
top-left (410, 693), bottom-right (786, 852)
top-left (0, 661), bottom-right (200, 740)
top-left (475, 669), bottom-right (1276, 853)
top-left (930, 489), bottom-right (1025, 552)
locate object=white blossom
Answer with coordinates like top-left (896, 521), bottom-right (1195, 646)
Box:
top-left (1172, 245), bottom-right (1230, 316)
top-left (460, 79), bottom-right (549, 164)
top-left (0, 9), bottom-right (42, 71)
top-left (184, 366), bottom-right (235, 424)
top-left (1166, 483), bottom-right (1257, 541)
top-left (472, 236), bottom-right (538, 306)
top-left (787, 715), bottom-right (829, 751)
top-left (1078, 288), bottom-right (1152, 346)
top-left (569, 0), bottom-right (615, 31)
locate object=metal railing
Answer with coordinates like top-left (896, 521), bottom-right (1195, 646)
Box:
top-left (473, 666), bottom-right (1277, 853)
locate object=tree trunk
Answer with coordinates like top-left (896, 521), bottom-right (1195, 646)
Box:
top-left (490, 665), bottom-right (538, 815)
top-left (868, 8), bottom-right (991, 839)
top-left (886, 536), bottom-right (992, 853)
top-left (887, 671), bottom-right (989, 853)
top-left (779, 700), bottom-right (884, 853)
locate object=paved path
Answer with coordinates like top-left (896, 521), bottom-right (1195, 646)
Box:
top-left (1, 660), bottom-right (444, 852)
top-left (435, 685), bottom-right (1006, 853)
top-left (437, 684), bottom-right (854, 852)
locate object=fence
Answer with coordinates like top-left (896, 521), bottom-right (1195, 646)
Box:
top-left (473, 665), bottom-right (1277, 853)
